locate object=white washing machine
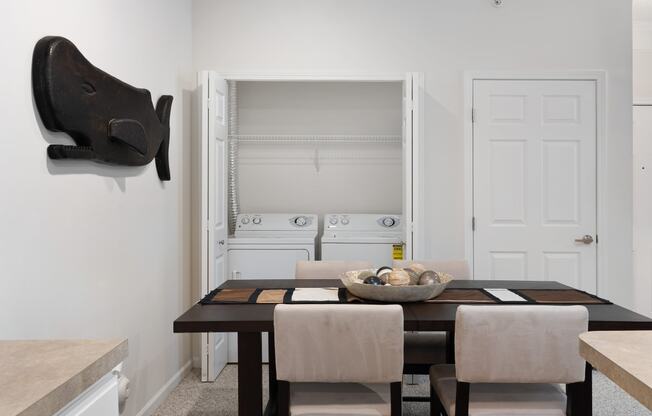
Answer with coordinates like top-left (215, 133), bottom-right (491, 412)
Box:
top-left (227, 213), bottom-right (318, 362)
top-left (321, 213), bottom-right (403, 268)
top-left (228, 213), bottom-right (318, 280)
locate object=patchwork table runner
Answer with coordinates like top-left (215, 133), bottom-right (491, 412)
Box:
top-left (200, 287), bottom-right (610, 305)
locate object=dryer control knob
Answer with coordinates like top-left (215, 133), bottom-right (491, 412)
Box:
top-left (329, 217), bottom-right (338, 225)
top-left (241, 217), bottom-right (250, 224)
top-left (341, 218), bottom-right (350, 225)
top-left (295, 216), bottom-right (307, 226)
top-left (253, 217), bottom-right (262, 225)
top-left (382, 217), bottom-right (395, 227)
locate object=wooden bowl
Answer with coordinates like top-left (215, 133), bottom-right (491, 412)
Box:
top-left (341, 269), bottom-right (452, 303)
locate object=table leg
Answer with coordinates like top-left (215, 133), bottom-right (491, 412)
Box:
top-left (566, 362), bottom-right (593, 416)
top-left (446, 330), bottom-right (455, 364)
top-left (238, 332), bottom-right (263, 416)
top-left (583, 363), bottom-right (593, 416)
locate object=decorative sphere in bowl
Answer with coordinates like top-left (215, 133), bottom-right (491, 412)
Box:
top-left (418, 270), bottom-right (440, 285)
top-left (387, 270), bottom-right (411, 286)
top-left (409, 263), bottom-right (427, 275)
top-left (403, 268), bottom-right (421, 285)
top-left (376, 266), bottom-right (393, 283)
top-left (363, 275), bottom-right (384, 285)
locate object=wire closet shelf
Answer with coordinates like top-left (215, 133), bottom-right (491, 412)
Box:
top-left (229, 134), bottom-right (402, 144)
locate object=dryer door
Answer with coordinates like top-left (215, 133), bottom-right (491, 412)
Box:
top-left (322, 243), bottom-right (395, 269)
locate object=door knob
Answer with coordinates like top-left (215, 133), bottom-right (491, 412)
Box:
top-left (218, 240), bottom-right (225, 246)
top-left (574, 235), bottom-right (594, 244)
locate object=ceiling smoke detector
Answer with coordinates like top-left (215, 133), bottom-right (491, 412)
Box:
top-left (492, 0), bottom-right (504, 7)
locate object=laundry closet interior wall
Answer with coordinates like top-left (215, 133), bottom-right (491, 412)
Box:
top-left (232, 81), bottom-right (404, 232)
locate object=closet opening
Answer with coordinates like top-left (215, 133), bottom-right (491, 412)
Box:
top-left (227, 80), bottom-right (404, 252)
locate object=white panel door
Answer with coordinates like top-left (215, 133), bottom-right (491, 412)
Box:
top-left (633, 105), bottom-right (652, 318)
top-left (199, 71), bottom-right (229, 381)
top-left (473, 80), bottom-right (597, 291)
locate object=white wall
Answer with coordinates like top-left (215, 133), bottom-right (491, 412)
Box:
top-left (193, 0), bottom-right (634, 306)
top-left (0, 1), bottom-right (193, 415)
top-left (236, 81), bottom-right (403, 217)
top-left (634, 0), bottom-right (652, 100)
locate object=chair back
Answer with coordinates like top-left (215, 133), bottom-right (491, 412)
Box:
top-left (454, 305), bottom-right (588, 384)
top-left (393, 259), bottom-right (470, 280)
top-left (274, 304), bottom-right (404, 383)
top-left (295, 260), bottom-right (374, 279)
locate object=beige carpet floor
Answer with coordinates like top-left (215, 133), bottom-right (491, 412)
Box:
top-left (153, 365), bottom-right (651, 416)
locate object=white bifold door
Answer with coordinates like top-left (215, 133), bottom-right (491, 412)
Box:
top-left (403, 72), bottom-right (421, 260)
top-left (198, 71), bottom-right (229, 381)
top-left (473, 80), bottom-right (597, 292)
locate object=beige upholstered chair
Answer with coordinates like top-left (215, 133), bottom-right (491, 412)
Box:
top-left (295, 260), bottom-right (374, 279)
top-left (393, 260), bottom-right (471, 280)
top-left (430, 305), bottom-right (589, 416)
top-left (392, 260), bottom-right (471, 376)
top-left (274, 304), bottom-right (404, 416)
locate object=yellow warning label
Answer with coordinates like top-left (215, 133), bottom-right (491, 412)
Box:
top-left (392, 244), bottom-right (404, 260)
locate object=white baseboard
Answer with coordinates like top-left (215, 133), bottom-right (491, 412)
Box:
top-left (136, 360), bottom-right (192, 416)
top-left (192, 355), bottom-right (201, 369)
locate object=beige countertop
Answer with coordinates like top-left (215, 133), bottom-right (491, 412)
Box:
top-left (0, 339), bottom-right (128, 416)
top-left (579, 331), bottom-right (652, 411)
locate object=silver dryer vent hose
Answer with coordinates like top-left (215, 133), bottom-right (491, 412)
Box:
top-left (227, 80), bottom-right (239, 235)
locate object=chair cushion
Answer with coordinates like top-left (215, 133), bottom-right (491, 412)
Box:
top-left (295, 261), bottom-right (374, 279)
top-left (290, 382), bottom-right (390, 416)
top-left (392, 260), bottom-right (471, 280)
top-left (404, 332), bottom-right (447, 365)
top-left (430, 365), bottom-right (567, 416)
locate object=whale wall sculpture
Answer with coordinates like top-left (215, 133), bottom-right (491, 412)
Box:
top-left (32, 36), bottom-right (173, 181)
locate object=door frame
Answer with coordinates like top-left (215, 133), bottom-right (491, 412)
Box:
top-left (463, 71), bottom-right (607, 294)
top-left (632, 104), bottom-right (652, 318)
top-left (217, 72), bottom-right (425, 259)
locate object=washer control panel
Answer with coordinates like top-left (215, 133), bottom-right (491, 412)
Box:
top-left (325, 214), bottom-right (401, 230)
top-left (290, 215), bottom-right (313, 227)
top-left (326, 214), bottom-right (350, 227)
top-left (235, 213), bottom-right (317, 232)
top-left (238, 214), bottom-right (261, 226)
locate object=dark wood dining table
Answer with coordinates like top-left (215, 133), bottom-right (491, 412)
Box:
top-left (173, 279), bottom-right (652, 416)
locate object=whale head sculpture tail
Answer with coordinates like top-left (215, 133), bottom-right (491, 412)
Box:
top-left (32, 36), bottom-right (173, 181)
top-left (155, 95), bottom-right (173, 181)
